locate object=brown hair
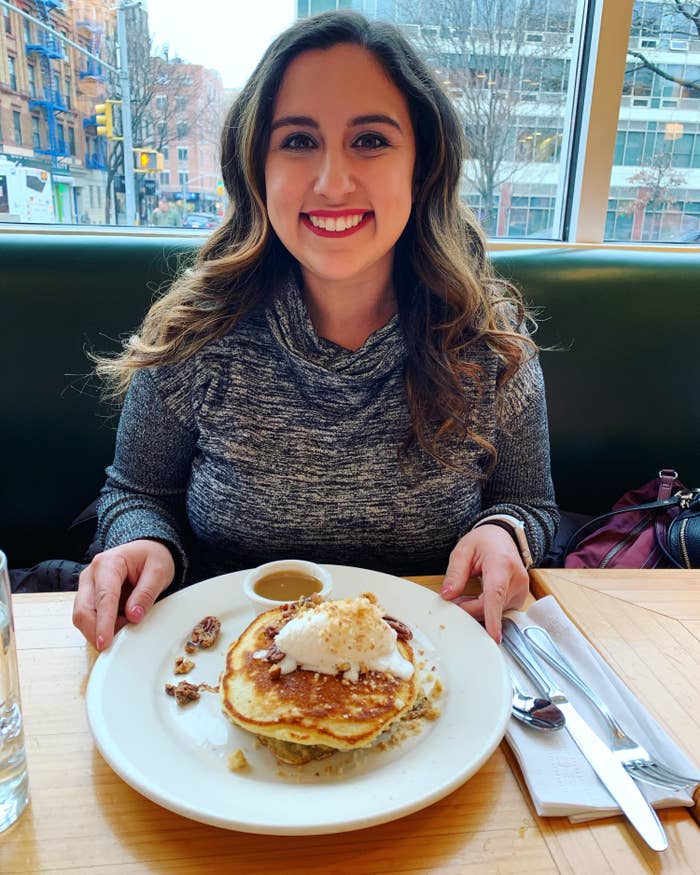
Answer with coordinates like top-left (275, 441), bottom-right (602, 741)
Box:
top-left (96, 11), bottom-right (534, 472)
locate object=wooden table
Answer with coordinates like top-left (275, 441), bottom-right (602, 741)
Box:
top-left (1, 570), bottom-right (699, 874)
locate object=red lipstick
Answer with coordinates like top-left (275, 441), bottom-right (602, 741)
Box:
top-left (301, 211), bottom-right (373, 238)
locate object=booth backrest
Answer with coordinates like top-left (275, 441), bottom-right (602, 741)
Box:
top-left (2, 233), bottom-right (699, 567)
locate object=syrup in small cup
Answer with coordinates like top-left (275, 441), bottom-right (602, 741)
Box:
top-left (242, 559), bottom-right (333, 615)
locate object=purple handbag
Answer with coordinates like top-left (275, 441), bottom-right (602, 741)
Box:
top-left (564, 469), bottom-right (700, 569)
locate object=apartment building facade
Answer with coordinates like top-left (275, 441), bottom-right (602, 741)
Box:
top-left (0, 0), bottom-right (226, 225)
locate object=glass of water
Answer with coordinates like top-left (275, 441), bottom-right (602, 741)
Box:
top-left (0, 550), bottom-right (29, 832)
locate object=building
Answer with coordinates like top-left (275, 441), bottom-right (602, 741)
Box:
top-left (0, 0), bottom-right (117, 223)
top-left (1, 0), bottom-right (226, 226)
top-left (151, 57), bottom-right (226, 219)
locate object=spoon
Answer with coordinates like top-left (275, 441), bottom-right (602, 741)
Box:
top-left (510, 671), bottom-right (565, 731)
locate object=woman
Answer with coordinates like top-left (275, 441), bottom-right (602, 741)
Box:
top-left (73, 11), bottom-right (558, 650)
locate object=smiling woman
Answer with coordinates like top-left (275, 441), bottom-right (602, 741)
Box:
top-left (264, 43), bottom-right (416, 346)
top-left (69, 11), bottom-right (558, 654)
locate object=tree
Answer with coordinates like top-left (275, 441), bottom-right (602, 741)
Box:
top-left (398, 0), bottom-right (572, 234)
top-left (99, 7), bottom-right (222, 223)
top-left (626, 1), bottom-right (700, 95)
top-left (624, 149), bottom-right (687, 237)
top-left (150, 51), bottom-right (225, 154)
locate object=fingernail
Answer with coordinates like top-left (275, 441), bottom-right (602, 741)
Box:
top-left (440, 584), bottom-right (453, 597)
top-left (96, 635), bottom-right (104, 651)
top-left (130, 605), bottom-right (145, 622)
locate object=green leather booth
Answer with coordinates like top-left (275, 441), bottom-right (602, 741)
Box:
top-left (2, 232), bottom-right (699, 568)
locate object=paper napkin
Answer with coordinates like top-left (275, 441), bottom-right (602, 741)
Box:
top-left (504, 596), bottom-right (700, 823)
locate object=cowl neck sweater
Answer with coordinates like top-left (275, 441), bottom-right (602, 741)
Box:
top-left (265, 276), bottom-right (407, 410)
top-left (97, 274), bottom-right (557, 583)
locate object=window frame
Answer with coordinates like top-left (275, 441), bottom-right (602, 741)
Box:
top-left (564, 0), bottom-right (637, 243)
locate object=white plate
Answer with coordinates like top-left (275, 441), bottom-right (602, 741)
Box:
top-left (86, 565), bottom-right (511, 835)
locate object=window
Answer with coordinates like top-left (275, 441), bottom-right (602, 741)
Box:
top-left (0, 0), bottom-right (694, 242)
top-left (13, 110), bottom-right (23, 145)
top-left (403, 0), bottom-right (583, 238)
top-left (8, 56), bottom-right (17, 92)
top-left (609, 0), bottom-right (700, 242)
top-left (31, 116), bottom-right (41, 150)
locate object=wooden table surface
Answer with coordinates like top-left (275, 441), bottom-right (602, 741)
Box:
top-left (1, 570), bottom-right (699, 874)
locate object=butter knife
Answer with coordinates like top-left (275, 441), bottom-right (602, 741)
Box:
top-left (501, 618), bottom-right (668, 852)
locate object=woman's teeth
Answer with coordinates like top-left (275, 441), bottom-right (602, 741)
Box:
top-left (308, 214), bottom-right (365, 231)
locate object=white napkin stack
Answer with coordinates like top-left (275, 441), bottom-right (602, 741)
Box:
top-left (504, 596), bottom-right (700, 823)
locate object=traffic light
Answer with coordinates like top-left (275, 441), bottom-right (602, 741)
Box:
top-left (95, 102), bottom-right (114, 139)
top-left (133, 149), bottom-right (164, 173)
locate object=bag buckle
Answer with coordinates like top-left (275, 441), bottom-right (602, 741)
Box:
top-left (675, 489), bottom-right (700, 510)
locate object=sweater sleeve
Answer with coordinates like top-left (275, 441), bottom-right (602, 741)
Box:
top-left (467, 353), bottom-right (559, 565)
top-left (96, 366), bottom-right (198, 587)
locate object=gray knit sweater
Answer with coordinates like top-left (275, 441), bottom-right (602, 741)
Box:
top-left (97, 278), bottom-right (558, 585)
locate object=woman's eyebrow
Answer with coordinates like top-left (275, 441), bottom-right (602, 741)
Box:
top-left (348, 114), bottom-right (402, 132)
top-left (270, 115), bottom-right (318, 132)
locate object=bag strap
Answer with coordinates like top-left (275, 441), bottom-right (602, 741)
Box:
top-left (654, 470), bottom-right (679, 565)
top-left (563, 469), bottom-right (685, 562)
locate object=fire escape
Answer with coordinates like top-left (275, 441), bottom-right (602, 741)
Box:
top-left (77, 6), bottom-right (108, 170)
top-left (26, 0), bottom-right (68, 166)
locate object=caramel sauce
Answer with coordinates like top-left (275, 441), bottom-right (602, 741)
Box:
top-left (253, 570), bottom-right (323, 601)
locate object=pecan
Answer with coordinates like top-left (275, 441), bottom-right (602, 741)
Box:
top-left (190, 615), bottom-right (221, 649)
top-left (184, 641), bottom-right (197, 654)
top-left (383, 615), bottom-right (412, 641)
top-left (266, 644), bottom-right (286, 663)
top-left (174, 656), bottom-right (195, 675)
top-left (268, 664), bottom-right (282, 680)
top-left (165, 681), bottom-right (201, 705)
top-left (264, 624), bottom-right (279, 639)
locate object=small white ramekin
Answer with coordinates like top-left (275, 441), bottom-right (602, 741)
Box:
top-left (242, 559), bottom-right (333, 615)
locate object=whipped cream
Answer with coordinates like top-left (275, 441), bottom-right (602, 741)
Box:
top-left (271, 596), bottom-right (414, 682)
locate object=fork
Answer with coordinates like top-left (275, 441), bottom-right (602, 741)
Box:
top-left (522, 625), bottom-right (700, 790)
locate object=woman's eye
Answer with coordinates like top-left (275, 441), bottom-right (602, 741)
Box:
top-left (353, 132), bottom-right (389, 150)
top-left (280, 133), bottom-right (316, 151)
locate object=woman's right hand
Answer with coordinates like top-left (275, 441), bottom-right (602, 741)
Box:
top-left (73, 539), bottom-right (175, 651)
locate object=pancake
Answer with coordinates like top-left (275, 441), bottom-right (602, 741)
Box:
top-left (220, 595), bottom-right (419, 761)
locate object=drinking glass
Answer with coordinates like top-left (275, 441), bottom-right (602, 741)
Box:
top-left (0, 550), bottom-right (29, 832)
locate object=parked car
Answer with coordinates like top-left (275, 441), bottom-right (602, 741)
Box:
top-left (182, 212), bottom-right (222, 229)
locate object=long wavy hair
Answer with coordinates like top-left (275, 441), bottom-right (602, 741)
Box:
top-left (96, 11), bottom-right (534, 473)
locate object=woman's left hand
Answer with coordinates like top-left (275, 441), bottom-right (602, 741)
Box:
top-left (439, 524), bottom-right (530, 643)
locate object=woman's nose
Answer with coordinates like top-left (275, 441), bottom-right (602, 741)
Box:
top-left (313, 150), bottom-right (356, 199)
